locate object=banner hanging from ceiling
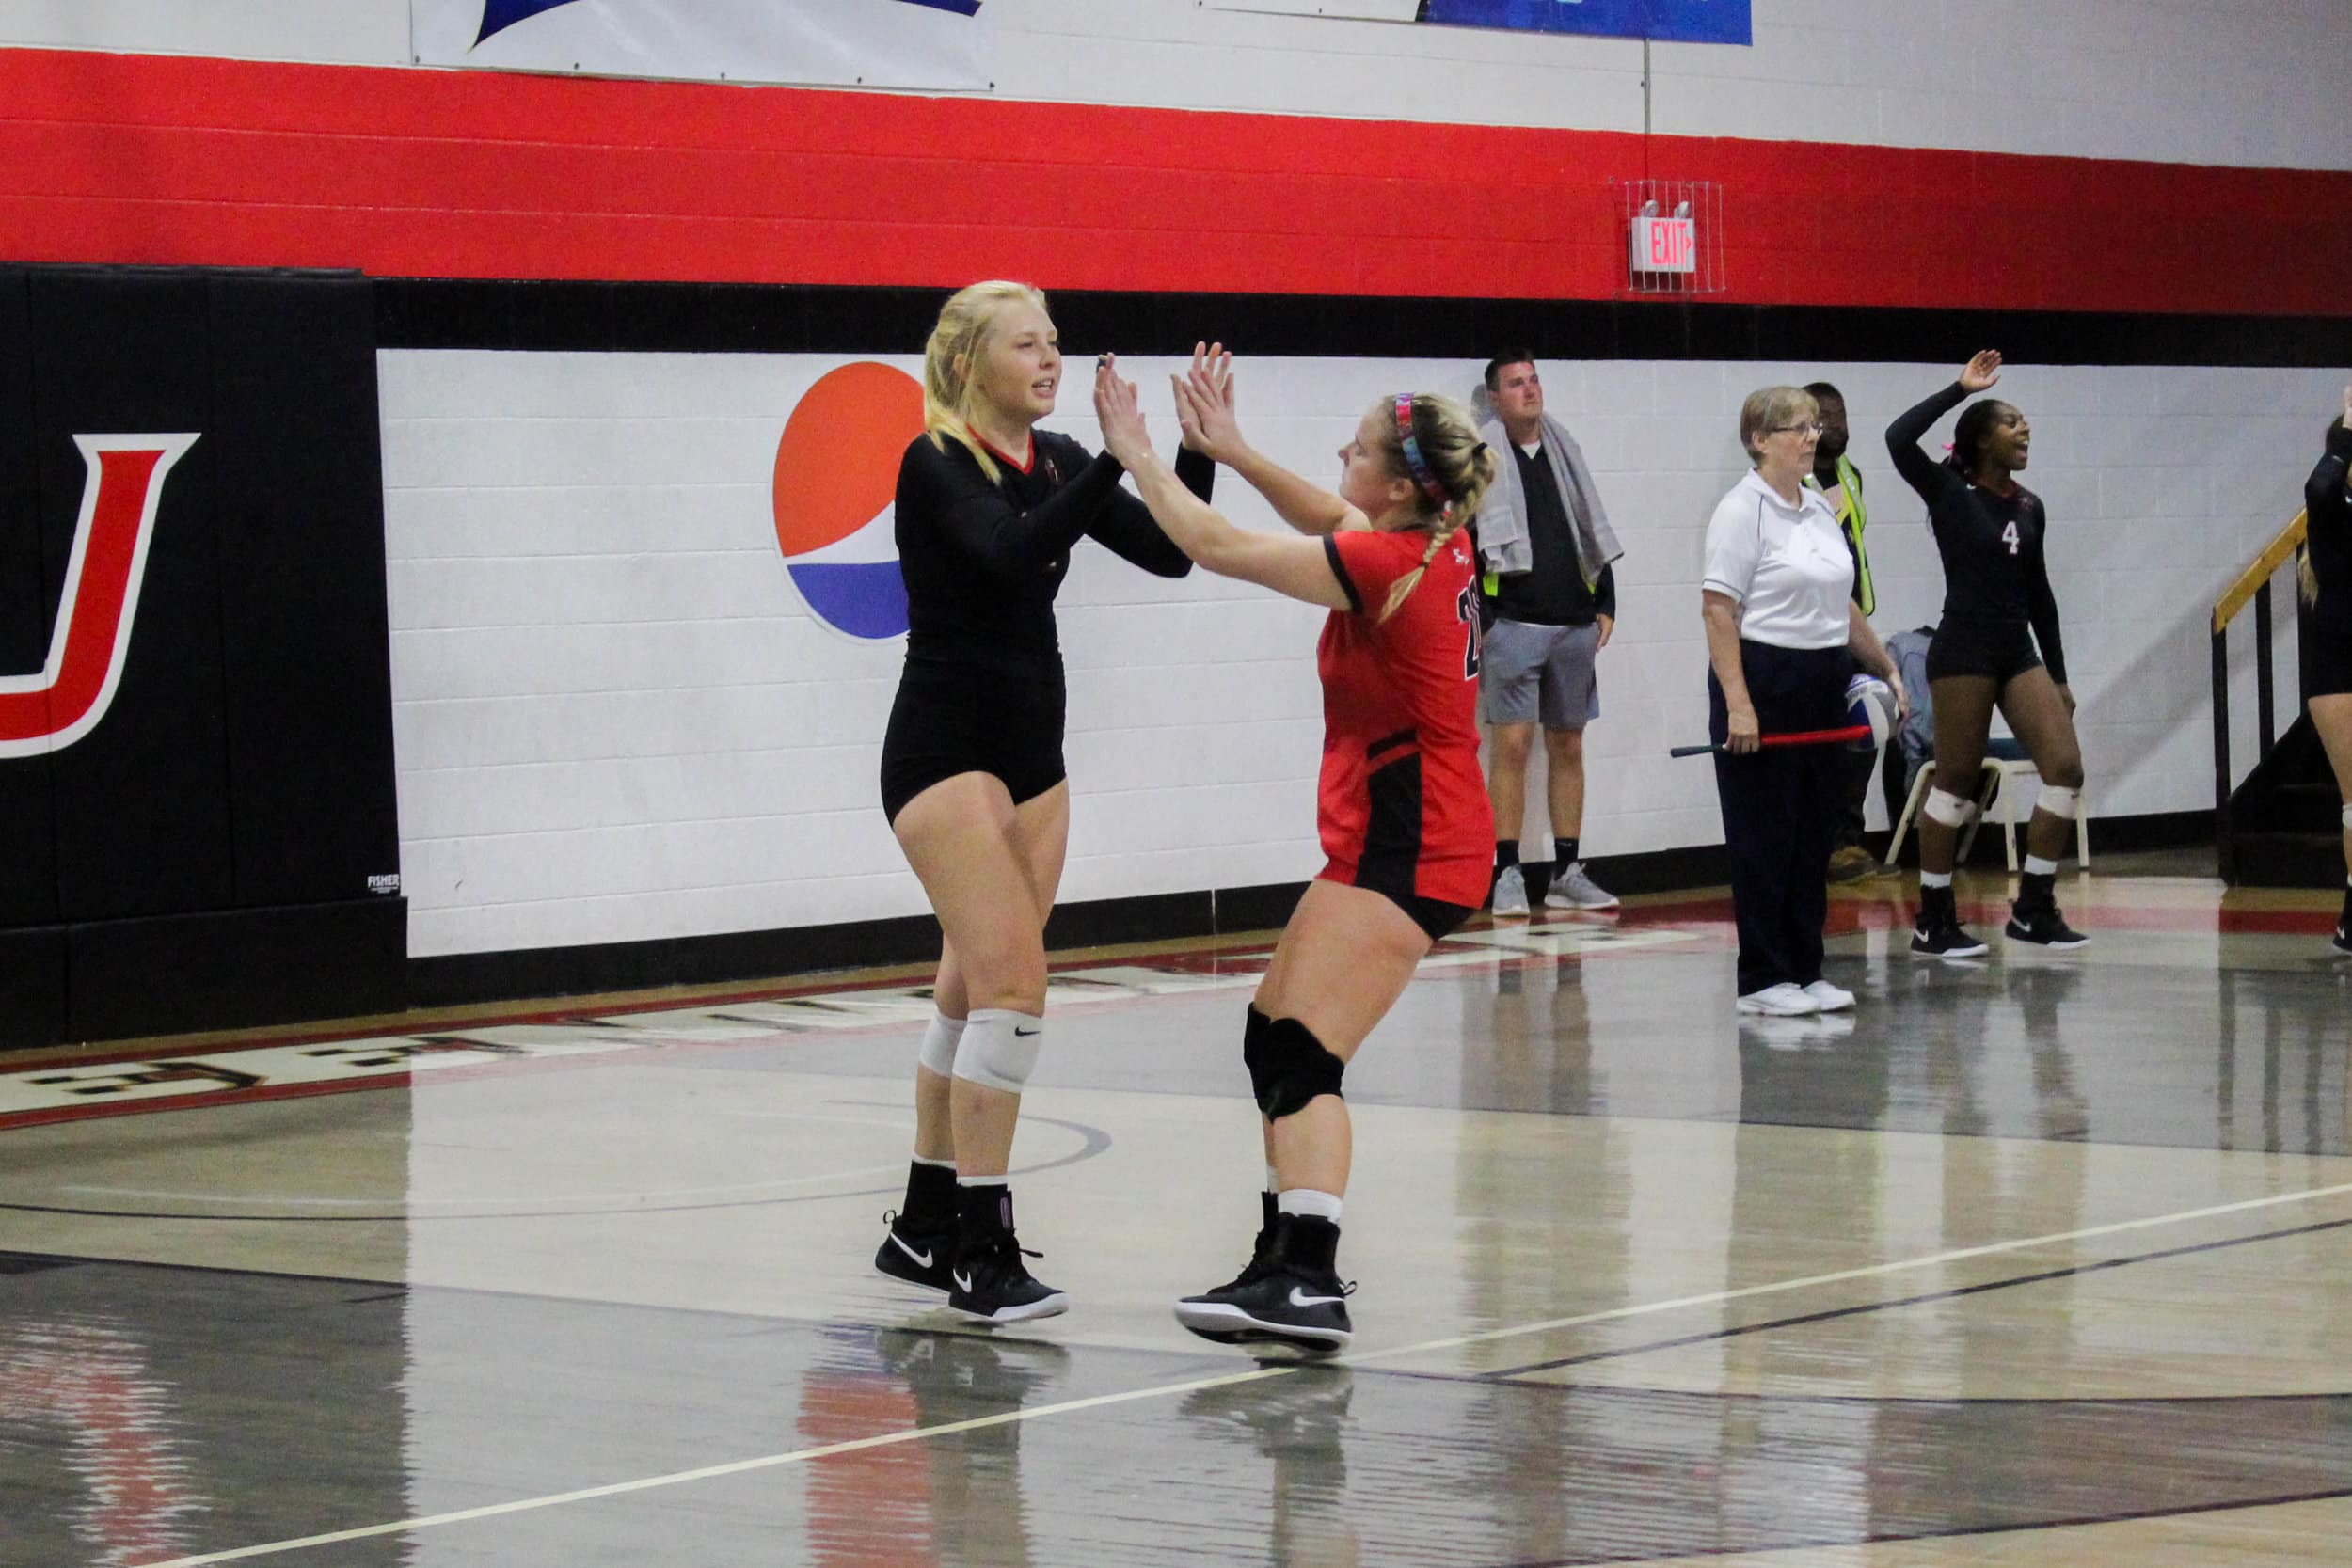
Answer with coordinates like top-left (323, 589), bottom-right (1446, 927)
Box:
top-left (412, 0), bottom-right (993, 91)
top-left (1205, 1), bottom-right (1749, 45)
top-left (1419, 1), bottom-right (1750, 44)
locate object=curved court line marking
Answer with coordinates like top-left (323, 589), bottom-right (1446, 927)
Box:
top-left (1, 1107), bottom-right (1108, 1225)
top-left (62, 1164), bottom-right (908, 1207)
top-left (133, 1175), bottom-right (2352, 1568)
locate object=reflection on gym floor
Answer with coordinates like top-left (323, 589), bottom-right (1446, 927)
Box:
top-left (2, 869), bottom-right (2347, 1567)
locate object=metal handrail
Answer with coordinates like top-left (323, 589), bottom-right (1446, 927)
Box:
top-left (2211, 509), bottom-right (2313, 882)
top-left (2214, 510), bottom-right (2307, 633)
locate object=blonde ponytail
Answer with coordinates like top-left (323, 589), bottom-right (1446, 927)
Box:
top-left (1374, 392), bottom-right (1499, 622)
top-left (922, 280), bottom-right (1050, 485)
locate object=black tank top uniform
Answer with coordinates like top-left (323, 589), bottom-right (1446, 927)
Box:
top-left (2304, 420), bottom-right (2352, 698)
top-left (880, 430), bottom-right (1212, 821)
top-left (1887, 382), bottom-right (2068, 687)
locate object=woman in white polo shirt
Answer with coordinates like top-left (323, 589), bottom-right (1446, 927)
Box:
top-left (1703, 386), bottom-right (1907, 1016)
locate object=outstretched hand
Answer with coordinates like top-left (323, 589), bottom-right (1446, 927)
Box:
top-left (1093, 354), bottom-right (1152, 469)
top-left (1959, 350), bottom-right (2003, 393)
top-left (1171, 341), bottom-right (1243, 463)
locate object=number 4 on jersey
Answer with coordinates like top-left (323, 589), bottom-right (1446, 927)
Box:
top-left (2001, 519), bottom-right (2021, 556)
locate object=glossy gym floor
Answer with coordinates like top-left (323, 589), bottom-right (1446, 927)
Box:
top-left (3, 860), bottom-right (2348, 1567)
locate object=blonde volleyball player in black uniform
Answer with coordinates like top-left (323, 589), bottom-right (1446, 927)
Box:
top-left (1887, 351), bottom-right (2088, 956)
top-left (873, 282), bottom-right (1211, 1323)
top-left (2304, 386), bottom-right (2352, 956)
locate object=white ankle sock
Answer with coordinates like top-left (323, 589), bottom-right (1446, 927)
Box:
top-left (2023, 855), bottom-right (2058, 876)
top-left (1920, 871), bottom-right (1953, 890)
top-left (1278, 1188), bottom-right (1343, 1223)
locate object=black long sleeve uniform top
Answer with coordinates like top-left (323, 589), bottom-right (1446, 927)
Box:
top-left (2303, 422), bottom-right (2352, 638)
top-left (893, 431), bottom-right (1209, 681)
top-left (1886, 381), bottom-right (2069, 685)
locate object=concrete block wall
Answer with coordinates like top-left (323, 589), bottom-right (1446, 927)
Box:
top-left (382, 347), bottom-right (2337, 957)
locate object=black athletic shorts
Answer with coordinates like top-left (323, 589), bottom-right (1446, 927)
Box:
top-left (880, 669), bottom-right (1067, 824)
top-left (2307, 620), bottom-right (2352, 700)
top-left (1926, 620), bottom-right (2043, 686)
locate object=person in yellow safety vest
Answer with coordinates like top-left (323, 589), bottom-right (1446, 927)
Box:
top-left (1804, 381), bottom-right (1883, 882)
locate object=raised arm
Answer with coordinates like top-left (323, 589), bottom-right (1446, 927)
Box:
top-left (1093, 357), bottom-right (1352, 610)
top-left (899, 434), bottom-right (1130, 579)
top-left (2307, 388), bottom-right (2352, 523)
top-left (1083, 441), bottom-right (1213, 578)
top-left (1172, 343), bottom-right (1361, 536)
top-left (1886, 351), bottom-right (2000, 500)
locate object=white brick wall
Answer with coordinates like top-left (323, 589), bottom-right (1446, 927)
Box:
top-left (6, 1), bottom-right (2346, 171)
top-left (381, 348), bottom-right (2336, 957)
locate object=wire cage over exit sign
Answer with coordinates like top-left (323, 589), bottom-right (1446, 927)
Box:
top-left (1613, 179), bottom-right (1724, 297)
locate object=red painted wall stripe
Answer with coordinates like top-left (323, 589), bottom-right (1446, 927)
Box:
top-left (2, 46), bottom-right (2349, 316)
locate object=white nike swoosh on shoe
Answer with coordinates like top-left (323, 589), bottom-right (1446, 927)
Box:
top-left (952, 1270), bottom-right (974, 1292)
top-left (1287, 1287), bottom-right (1346, 1307)
top-left (890, 1235), bottom-right (933, 1269)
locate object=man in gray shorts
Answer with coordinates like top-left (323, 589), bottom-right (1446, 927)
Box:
top-left (1475, 350), bottom-right (1625, 914)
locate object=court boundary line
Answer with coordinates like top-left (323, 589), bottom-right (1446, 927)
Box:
top-left (135, 1175), bottom-right (2352, 1568)
top-left (1481, 1209), bottom-right (2352, 1380)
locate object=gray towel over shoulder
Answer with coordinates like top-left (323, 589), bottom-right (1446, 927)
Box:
top-left (1474, 413), bottom-right (1625, 586)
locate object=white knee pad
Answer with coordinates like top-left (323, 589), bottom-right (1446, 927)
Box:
top-left (953, 1008), bottom-right (1043, 1094)
top-left (916, 1010), bottom-right (965, 1077)
top-left (2342, 804), bottom-right (2351, 831)
top-left (1922, 786), bottom-right (1977, 829)
top-left (2036, 784), bottom-right (2079, 821)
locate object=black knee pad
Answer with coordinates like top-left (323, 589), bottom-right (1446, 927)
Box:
top-left (1243, 1016), bottom-right (1345, 1120)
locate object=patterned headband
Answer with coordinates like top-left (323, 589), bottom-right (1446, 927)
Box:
top-left (1392, 393), bottom-right (1449, 507)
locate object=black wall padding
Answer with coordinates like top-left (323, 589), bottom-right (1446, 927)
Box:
top-left (0, 272), bottom-right (55, 933)
top-left (0, 263), bottom-right (405, 1048)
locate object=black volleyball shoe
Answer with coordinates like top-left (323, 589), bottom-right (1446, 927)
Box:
top-left (2005, 904), bottom-right (2090, 947)
top-left (873, 1210), bottom-right (958, 1294)
top-left (1910, 885), bottom-right (1988, 959)
top-left (945, 1230), bottom-right (1069, 1325)
top-left (1175, 1215), bottom-right (1354, 1356)
top-left (2005, 872), bottom-right (2090, 948)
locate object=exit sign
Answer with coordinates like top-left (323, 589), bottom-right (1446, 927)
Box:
top-left (1629, 214), bottom-right (1696, 275)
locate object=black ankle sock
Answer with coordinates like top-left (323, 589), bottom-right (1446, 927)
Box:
top-left (901, 1161), bottom-right (957, 1230)
top-left (955, 1181), bottom-right (1013, 1253)
top-left (1276, 1213), bottom-right (1341, 1276)
top-left (1495, 840), bottom-right (1519, 872)
top-left (1558, 837), bottom-right (1580, 866)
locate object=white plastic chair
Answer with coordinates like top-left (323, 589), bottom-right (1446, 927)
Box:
top-left (1884, 753), bottom-right (2089, 871)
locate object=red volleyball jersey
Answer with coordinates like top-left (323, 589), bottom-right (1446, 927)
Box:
top-left (1315, 527), bottom-right (1494, 909)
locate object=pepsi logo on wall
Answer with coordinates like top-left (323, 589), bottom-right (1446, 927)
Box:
top-left (771, 362), bottom-right (926, 642)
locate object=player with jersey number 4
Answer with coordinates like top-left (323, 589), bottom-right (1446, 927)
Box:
top-left (1887, 351), bottom-right (2090, 958)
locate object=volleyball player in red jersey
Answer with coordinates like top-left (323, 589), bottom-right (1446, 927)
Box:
top-left (1096, 347), bottom-right (1497, 1354)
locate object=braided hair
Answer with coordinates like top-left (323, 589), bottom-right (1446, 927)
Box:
top-left (1371, 392), bottom-right (1499, 623)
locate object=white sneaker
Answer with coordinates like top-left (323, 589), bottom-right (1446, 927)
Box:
top-left (1736, 982), bottom-right (1820, 1016)
top-left (1490, 864), bottom-right (1530, 917)
top-left (1545, 863), bottom-right (1620, 911)
top-left (1801, 979), bottom-right (1856, 1011)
